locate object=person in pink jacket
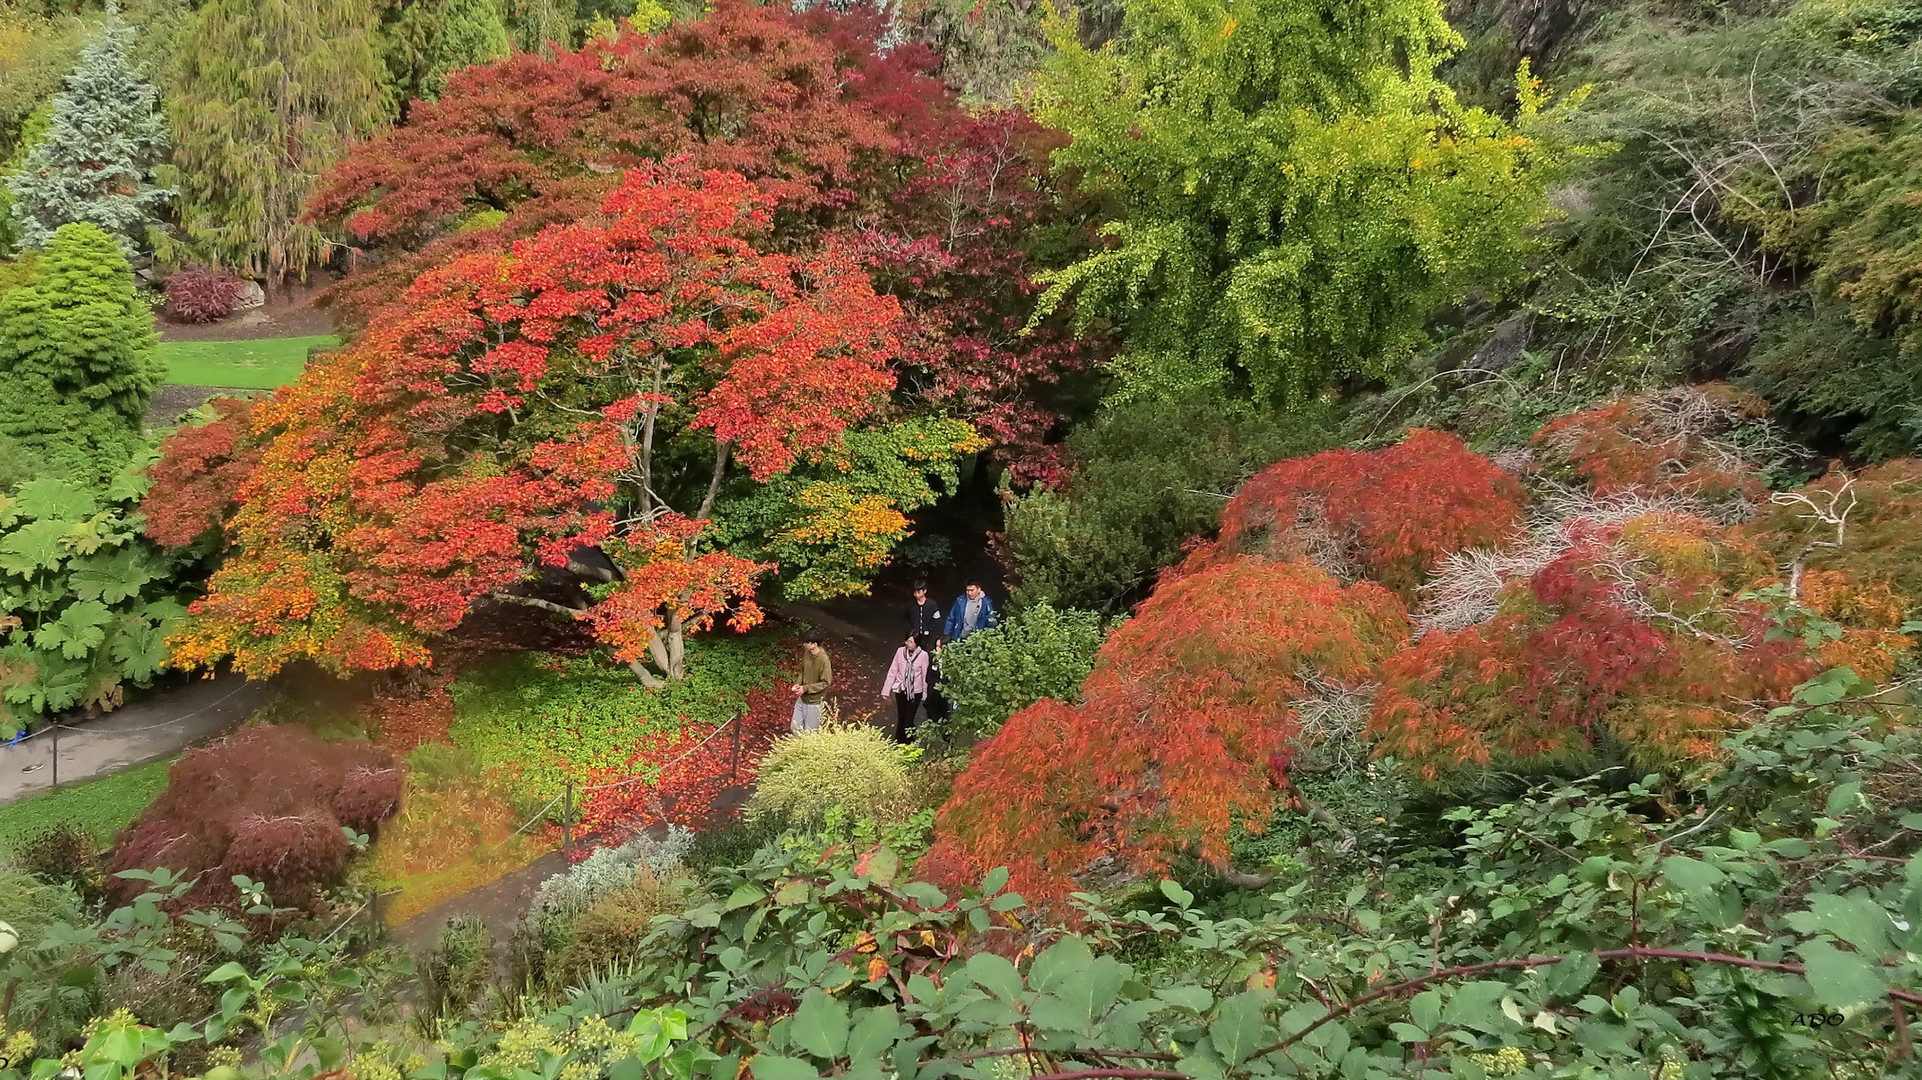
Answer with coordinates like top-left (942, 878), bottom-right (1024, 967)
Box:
top-left (880, 631), bottom-right (932, 744)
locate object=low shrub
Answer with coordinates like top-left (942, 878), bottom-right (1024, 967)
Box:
top-left (108, 725), bottom-right (401, 909)
top-left (160, 265), bottom-right (245, 324)
top-left (12, 822), bottom-right (101, 897)
top-left (421, 914), bottom-right (493, 1020)
top-left (543, 871), bottom-right (684, 991)
top-left (681, 813), bottom-right (789, 873)
top-left (747, 724), bottom-right (915, 825)
top-left (926, 603), bottom-right (1110, 744)
top-left (528, 827), bottom-right (693, 923)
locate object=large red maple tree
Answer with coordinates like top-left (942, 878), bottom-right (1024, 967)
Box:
top-left (163, 167), bottom-right (906, 683)
top-left (309, 0), bottom-right (1099, 477)
top-left (923, 556), bottom-right (1410, 901)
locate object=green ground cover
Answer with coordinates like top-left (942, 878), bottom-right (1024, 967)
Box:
top-left (157, 334), bottom-right (338, 388)
top-left (0, 757), bottom-right (172, 852)
top-left (447, 635), bottom-right (783, 800)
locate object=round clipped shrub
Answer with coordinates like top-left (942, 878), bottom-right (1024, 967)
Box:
top-left (161, 264), bottom-right (246, 323)
top-left (746, 725), bottom-right (914, 824)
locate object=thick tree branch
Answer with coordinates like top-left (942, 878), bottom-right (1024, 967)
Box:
top-left (487, 592), bottom-right (586, 618)
top-left (696, 439), bottom-right (732, 521)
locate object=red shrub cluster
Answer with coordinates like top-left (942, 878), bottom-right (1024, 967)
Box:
top-left (575, 686), bottom-right (792, 848)
top-left (140, 396), bottom-right (261, 551)
top-left (1211, 428), bottom-right (1527, 592)
top-left (1531, 384), bottom-right (1771, 508)
top-left (1370, 512), bottom-right (1912, 775)
top-left (924, 558), bottom-right (1409, 901)
top-left (162, 265), bottom-right (247, 324)
top-left (110, 725), bottom-right (401, 908)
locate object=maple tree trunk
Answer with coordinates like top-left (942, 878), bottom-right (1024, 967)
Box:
top-left (665, 610), bottom-right (686, 679)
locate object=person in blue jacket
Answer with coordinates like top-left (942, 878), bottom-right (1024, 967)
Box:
top-left (941, 580), bottom-right (998, 644)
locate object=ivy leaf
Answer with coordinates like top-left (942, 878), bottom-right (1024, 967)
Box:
top-left (788, 988), bottom-right (848, 1059)
top-left (1799, 940), bottom-right (1885, 1008)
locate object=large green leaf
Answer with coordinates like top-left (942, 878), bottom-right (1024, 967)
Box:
top-left (69, 545), bottom-right (161, 603)
top-left (1208, 991), bottom-right (1272, 1065)
top-left (10, 478), bottom-right (99, 523)
top-left (788, 988), bottom-right (848, 1059)
top-left (33, 600), bottom-right (113, 660)
top-left (0, 519), bottom-right (73, 575)
top-left (1799, 940), bottom-right (1885, 1009)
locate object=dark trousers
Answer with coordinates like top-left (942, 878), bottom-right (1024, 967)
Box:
top-left (893, 692), bottom-right (924, 743)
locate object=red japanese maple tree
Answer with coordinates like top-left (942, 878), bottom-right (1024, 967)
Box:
top-left (924, 556), bottom-right (1410, 901)
top-left (1209, 427), bottom-right (1529, 592)
top-left (309, 0), bottom-right (1098, 476)
top-left (167, 166), bottom-right (900, 683)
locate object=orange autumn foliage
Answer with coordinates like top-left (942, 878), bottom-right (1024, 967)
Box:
top-left (1745, 458), bottom-right (1922, 606)
top-left (1213, 428), bottom-right (1526, 592)
top-left (924, 557), bottom-right (1409, 902)
top-left (1370, 511), bottom-right (1912, 775)
top-left (160, 167), bottom-right (897, 678)
top-left (1530, 384), bottom-right (1771, 508)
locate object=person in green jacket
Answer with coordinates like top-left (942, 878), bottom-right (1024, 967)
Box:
top-left (790, 630), bottom-right (832, 732)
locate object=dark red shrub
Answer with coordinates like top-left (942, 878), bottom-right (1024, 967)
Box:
top-left (109, 725), bottom-right (400, 909)
top-left (141, 396), bottom-right (262, 551)
top-left (219, 813), bottom-right (349, 890)
top-left (162, 265), bottom-right (247, 324)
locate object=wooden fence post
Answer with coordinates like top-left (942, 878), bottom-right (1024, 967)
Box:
top-left (729, 710), bottom-right (744, 779)
top-left (561, 780), bottom-right (575, 863)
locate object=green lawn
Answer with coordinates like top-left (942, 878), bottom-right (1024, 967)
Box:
top-left (0, 758), bottom-right (173, 853)
top-left (158, 334), bottom-right (339, 388)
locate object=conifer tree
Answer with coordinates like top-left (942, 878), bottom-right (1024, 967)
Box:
top-left (0, 222), bottom-right (162, 485)
top-left (378, 0), bottom-right (513, 114)
top-left (5, 12), bottom-right (170, 251)
top-left (164, 0), bottom-right (390, 281)
top-left (1031, 0), bottom-right (1573, 405)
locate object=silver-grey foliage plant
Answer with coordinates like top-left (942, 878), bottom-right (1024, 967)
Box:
top-left (6, 11), bottom-right (170, 251)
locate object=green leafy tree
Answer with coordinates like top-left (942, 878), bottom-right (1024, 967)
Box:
top-left (377, 0), bottom-right (513, 114)
top-left (0, 222), bottom-right (161, 486)
top-left (1031, 0), bottom-right (1573, 404)
top-left (163, 0), bottom-right (390, 280)
top-left (1002, 393), bottom-right (1337, 610)
top-left (708, 419), bottom-right (989, 600)
top-left (5, 12), bottom-right (169, 252)
top-left (0, 463), bottom-right (185, 736)
top-left (928, 601), bottom-right (1111, 743)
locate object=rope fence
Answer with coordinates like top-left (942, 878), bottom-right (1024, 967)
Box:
top-left (3, 679), bottom-right (260, 792)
